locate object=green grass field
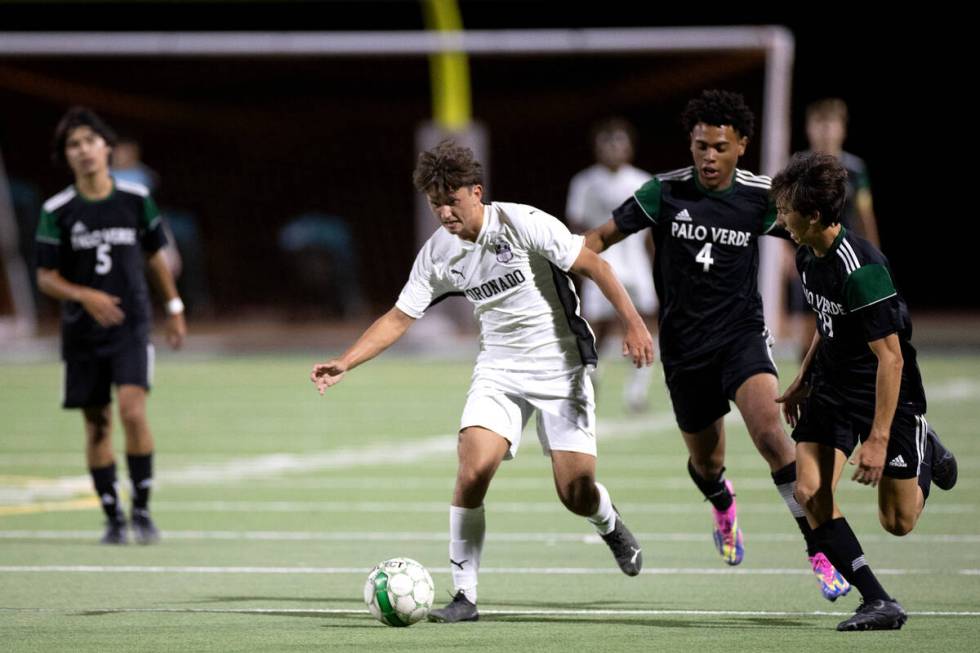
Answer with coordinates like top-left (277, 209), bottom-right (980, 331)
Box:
top-left (2, 353), bottom-right (979, 651)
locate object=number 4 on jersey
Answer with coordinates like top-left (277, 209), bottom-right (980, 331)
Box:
top-left (695, 243), bottom-right (714, 272)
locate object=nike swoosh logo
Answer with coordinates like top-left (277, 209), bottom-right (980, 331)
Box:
top-left (630, 548), bottom-right (641, 564)
top-left (450, 558), bottom-right (468, 570)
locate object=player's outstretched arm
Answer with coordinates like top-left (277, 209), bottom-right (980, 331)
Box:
top-left (37, 267), bottom-right (125, 327)
top-left (583, 218), bottom-right (626, 255)
top-left (146, 250), bottom-right (186, 349)
top-left (311, 306), bottom-right (416, 395)
top-left (570, 245), bottom-right (653, 368)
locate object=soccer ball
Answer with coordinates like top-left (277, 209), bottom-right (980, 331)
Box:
top-left (363, 557), bottom-right (435, 627)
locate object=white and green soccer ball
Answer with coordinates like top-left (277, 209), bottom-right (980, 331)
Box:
top-left (363, 557), bottom-right (435, 627)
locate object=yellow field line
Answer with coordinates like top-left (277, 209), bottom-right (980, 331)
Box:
top-left (0, 497), bottom-right (99, 516)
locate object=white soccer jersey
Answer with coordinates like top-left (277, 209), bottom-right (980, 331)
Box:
top-left (566, 163), bottom-right (653, 277)
top-left (396, 202), bottom-right (596, 371)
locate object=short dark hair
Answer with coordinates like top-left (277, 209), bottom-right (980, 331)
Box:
top-left (681, 90), bottom-right (755, 140)
top-left (412, 140), bottom-right (484, 199)
top-left (806, 98), bottom-right (848, 124)
top-left (51, 106), bottom-right (117, 167)
top-left (771, 152), bottom-right (848, 227)
top-left (591, 117), bottom-right (636, 145)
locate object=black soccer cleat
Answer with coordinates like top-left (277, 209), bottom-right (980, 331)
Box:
top-left (927, 428), bottom-right (958, 491)
top-left (836, 598), bottom-right (907, 631)
top-left (600, 514), bottom-right (643, 577)
top-left (131, 508), bottom-right (161, 545)
top-left (428, 591), bottom-right (479, 623)
top-left (100, 514), bottom-right (128, 545)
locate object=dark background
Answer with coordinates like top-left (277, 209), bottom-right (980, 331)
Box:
top-left (0, 1), bottom-right (967, 314)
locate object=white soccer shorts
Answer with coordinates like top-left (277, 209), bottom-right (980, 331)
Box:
top-left (459, 365), bottom-right (597, 459)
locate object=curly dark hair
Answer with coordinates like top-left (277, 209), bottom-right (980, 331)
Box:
top-left (51, 106), bottom-right (117, 168)
top-left (681, 90), bottom-right (755, 140)
top-left (412, 139), bottom-right (484, 199)
top-left (771, 152), bottom-right (848, 227)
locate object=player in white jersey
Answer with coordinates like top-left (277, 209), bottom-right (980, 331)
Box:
top-left (567, 118), bottom-right (657, 411)
top-left (311, 141), bottom-right (654, 623)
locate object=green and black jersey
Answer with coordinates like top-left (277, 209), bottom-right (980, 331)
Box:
top-left (612, 166), bottom-right (783, 366)
top-left (35, 180), bottom-right (167, 359)
top-left (796, 227), bottom-right (926, 413)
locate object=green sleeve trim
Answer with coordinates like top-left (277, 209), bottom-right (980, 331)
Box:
top-left (761, 201), bottom-right (778, 233)
top-left (36, 209), bottom-right (61, 242)
top-left (633, 178), bottom-right (662, 224)
top-left (141, 195), bottom-right (161, 229)
top-left (844, 263), bottom-right (897, 311)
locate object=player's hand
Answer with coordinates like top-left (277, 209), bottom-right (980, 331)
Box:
top-left (80, 288), bottom-right (125, 327)
top-left (851, 436), bottom-right (887, 487)
top-left (166, 313), bottom-right (186, 350)
top-left (775, 376), bottom-right (809, 428)
top-left (622, 322), bottom-right (655, 368)
top-left (311, 359), bottom-right (348, 395)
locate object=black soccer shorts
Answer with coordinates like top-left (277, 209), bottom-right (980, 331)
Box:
top-left (63, 340), bottom-right (154, 408)
top-left (792, 393), bottom-right (927, 480)
top-left (663, 327), bottom-right (778, 433)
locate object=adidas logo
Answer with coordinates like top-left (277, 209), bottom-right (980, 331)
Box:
top-left (72, 222), bottom-right (88, 234)
top-left (888, 455), bottom-right (907, 468)
top-left (675, 209), bottom-right (692, 222)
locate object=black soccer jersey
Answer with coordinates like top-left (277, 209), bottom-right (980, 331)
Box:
top-left (796, 227), bottom-right (926, 414)
top-left (612, 167), bottom-right (781, 365)
top-left (35, 180), bottom-right (167, 359)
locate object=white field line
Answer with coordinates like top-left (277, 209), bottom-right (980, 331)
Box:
top-left (135, 500), bottom-right (977, 514)
top-left (1, 564), bottom-right (978, 576)
top-left (0, 414), bottom-right (673, 504)
top-left (0, 606), bottom-right (978, 617)
top-left (1, 529), bottom-right (979, 544)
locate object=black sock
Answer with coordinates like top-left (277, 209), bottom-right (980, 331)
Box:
top-left (918, 438), bottom-right (933, 503)
top-left (771, 462), bottom-right (819, 556)
top-left (90, 463), bottom-right (122, 522)
top-left (127, 453), bottom-right (154, 511)
top-left (813, 518), bottom-right (890, 602)
top-left (687, 459), bottom-right (733, 511)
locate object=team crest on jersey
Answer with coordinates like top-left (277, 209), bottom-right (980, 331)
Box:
top-left (492, 237), bottom-right (514, 263)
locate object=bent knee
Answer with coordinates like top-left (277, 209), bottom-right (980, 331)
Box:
top-left (879, 511), bottom-right (917, 537)
top-left (748, 427), bottom-right (793, 463)
top-left (795, 482), bottom-right (833, 518)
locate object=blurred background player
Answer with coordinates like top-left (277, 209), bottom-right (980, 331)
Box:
top-left (566, 118), bottom-right (657, 412)
top-left (804, 98), bottom-right (878, 245)
top-left (34, 107), bottom-right (186, 545)
top-left (773, 151), bottom-right (957, 630)
top-left (585, 90), bottom-right (849, 601)
top-left (311, 140), bottom-right (653, 623)
top-left (785, 98), bottom-right (881, 358)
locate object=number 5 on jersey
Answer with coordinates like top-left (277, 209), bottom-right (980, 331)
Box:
top-left (695, 243), bottom-right (714, 272)
top-left (95, 243), bottom-right (112, 275)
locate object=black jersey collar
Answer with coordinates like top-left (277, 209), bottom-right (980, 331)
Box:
top-left (74, 180), bottom-right (117, 204)
top-left (813, 226), bottom-right (847, 260)
top-left (692, 172), bottom-right (738, 198)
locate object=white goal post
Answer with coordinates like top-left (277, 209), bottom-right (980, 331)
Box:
top-left (0, 26), bottom-right (794, 337)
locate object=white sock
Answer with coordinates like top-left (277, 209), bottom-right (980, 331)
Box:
top-left (587, 481), bottom-right (617, 535)
top-left (776, 480), bottom-right (807, 519)
top-left (449, 504), bottom-right (484, 604)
